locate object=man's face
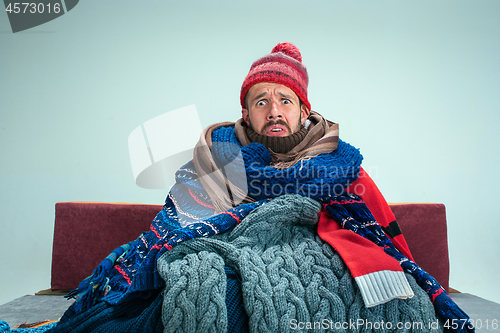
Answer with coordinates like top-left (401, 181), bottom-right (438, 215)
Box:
top-left (242, 82), bottom-right (310, 137)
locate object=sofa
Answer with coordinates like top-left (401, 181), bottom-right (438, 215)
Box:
top-left (50, 201), bottom-right (451, 293)
top-left (3, 201), bottom-right (500, 330)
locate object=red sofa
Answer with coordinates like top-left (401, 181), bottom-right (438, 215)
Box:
top-left (50, 202), bottom-right (450, 293)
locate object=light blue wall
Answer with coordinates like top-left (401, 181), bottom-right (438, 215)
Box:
top-left (1, 0), bottom-right (499, 306)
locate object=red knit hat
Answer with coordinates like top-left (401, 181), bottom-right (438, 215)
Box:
top-left (240, 43), bottom-right (311, 111)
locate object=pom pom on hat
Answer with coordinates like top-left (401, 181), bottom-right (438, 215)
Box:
top-left (240, 42), bottom-right (310, 110)
top-left (272, 42), bottom-right (303, 63)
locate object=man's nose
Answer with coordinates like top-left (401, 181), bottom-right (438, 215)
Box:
top-left (267, 100), bottom-right (283, 120)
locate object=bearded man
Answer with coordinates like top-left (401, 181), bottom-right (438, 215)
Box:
top-left (52, 43), bottom-right (473, 333)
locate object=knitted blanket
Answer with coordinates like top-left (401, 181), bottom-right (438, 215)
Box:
top-left (157, 194), bottom-right (443, 333)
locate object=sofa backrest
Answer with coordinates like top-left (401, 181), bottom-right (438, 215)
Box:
top-left (51, 202), bottom-right (163, 291)
top-left (389, 203), bottom-right (450, 292)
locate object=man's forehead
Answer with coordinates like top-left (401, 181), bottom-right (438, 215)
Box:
top-left (247, 82), bottom-right (299, 100)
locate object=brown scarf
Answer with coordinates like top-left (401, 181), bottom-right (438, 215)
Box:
top-left (193, 111), bottom-right (340, 212)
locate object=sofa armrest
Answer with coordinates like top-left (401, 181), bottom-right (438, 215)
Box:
top-left (389, 203), bottom-right (450, 292)
top-left (51, 202), bottom-right (163, 291)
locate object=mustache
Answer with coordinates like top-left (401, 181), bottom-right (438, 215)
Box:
top-left (261, 120), bottom-right (291, 134)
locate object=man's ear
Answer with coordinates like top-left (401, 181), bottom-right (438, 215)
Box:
top-left (241, 108), bottom-right (250, 125)
top-left (300, 104), bottom-right (311, 125)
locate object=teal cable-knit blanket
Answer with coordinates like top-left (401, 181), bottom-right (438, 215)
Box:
top-left (157, 195), bottom-right (442, 333)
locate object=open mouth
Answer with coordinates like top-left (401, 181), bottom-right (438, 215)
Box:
top-left (263, 121), bottom-right (290, 136)
top-left (265, 125), bottom-right (288, 136)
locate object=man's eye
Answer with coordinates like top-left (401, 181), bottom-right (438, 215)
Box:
top-left (257, 101), bottom-right (266, 106)
top-left (282, 99), bottom-right (291, 104)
